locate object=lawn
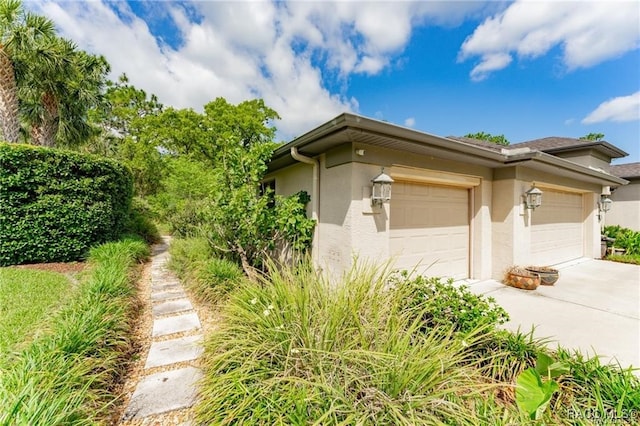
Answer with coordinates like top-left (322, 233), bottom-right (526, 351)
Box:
top-left (0, 268), bottom-right (74, 357)
top-left (0, 238), bottom-right (149, 425)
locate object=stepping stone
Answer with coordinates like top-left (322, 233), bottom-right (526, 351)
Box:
top-left (153, 312), bottom-right (201, 337)
top-left (153, 299), bottom-right (194, 317)
top-left (151, 290), bottom-right (187, 302)
top-left (151, 273), bottom-right (177, 283)
top-left (122, 367), bottom-right (203, 419)
top-left (152, 282), bottom-right (182, 293)
top-left (145, 335), bottom-right (204, 369)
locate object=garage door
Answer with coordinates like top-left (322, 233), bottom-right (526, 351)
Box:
top-left (531, 190), bottom-right (583, 266)
top-left (390, 182), bottom-right (469, 280)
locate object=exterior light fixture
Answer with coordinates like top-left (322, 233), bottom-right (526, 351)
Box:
top-left (598, 194), bottom-right (612, 222)
top-left (599, 194), bottom-right (612, 213)
top-left (371, 168), bottom-right (394, 206)
top-left (524, 186), bottom-right (543, 210)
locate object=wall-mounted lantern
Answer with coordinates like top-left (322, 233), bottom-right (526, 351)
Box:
top-left (371, 168), bottom-right (394, 206)
top-left (524, 185), bottom-right (543, 210)
top-left (598, 194), bottom-right (612, 221)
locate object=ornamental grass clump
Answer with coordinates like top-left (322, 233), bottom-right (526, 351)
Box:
top-left (0, 238), bottom-right (148, 425)
top-left (197, 261), bottom-right (514, 425)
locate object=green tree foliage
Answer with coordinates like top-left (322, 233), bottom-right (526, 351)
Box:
top-left (87, 74), bottom-right (165, 195)
top-left (464, 131), bottom-right (510, 146)
top-left (150, 98), bottom-right (314, 275)
top-left (0, 0), bottom-right (109, 147)
top-left (18, 37), bottom-right (110, 147)
top-left (0, 0), bottom-right (55, 143)
top-left (579, 132), bottom-right (605, 141)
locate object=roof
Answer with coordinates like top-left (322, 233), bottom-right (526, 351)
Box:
top-left (610, 162), bottom-right (640, 178)
top-left (268, 113), bottom-right (627, 186)
top-left (445, 136), bottom-right (504, 152)
top-left (270, 113), bottom-right (508, 171)
top-left (509, 137), bottom-right (628, 159)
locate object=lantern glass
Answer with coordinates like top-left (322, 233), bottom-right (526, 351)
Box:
top-left (599, 195), bottom-right (612, 212)
top-left (371, 169), bottom-right (394, 205)
top-left (525, 186), bottom-right (543, 210)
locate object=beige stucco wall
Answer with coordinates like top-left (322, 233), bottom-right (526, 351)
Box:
top-left (554, 149), bottom-right (611, 172)
top-left (491, 165), bottom-right (603, 276)
top-left (268, 144), bottom-right (606, 282)
top-left (606, 181), bottom-right (640, 231)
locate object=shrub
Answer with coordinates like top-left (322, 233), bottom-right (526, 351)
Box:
top-left (554, 348), bottom-right (640, 419)
top-left (391, 271), bottom-right (509, 334)
top-left (197, 261), bottom-right (511, 425)
top-left (0, 143), bottom-right (133, 266)
top-left (122, 198), bottom-right (161, 244)
top-left (603, 225), bottom-right (640, 255)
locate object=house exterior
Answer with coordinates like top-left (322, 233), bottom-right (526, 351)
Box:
top-left (607, 163), bottom-right (640, 230)
top-left (266, 113), bottom-right (628, 281)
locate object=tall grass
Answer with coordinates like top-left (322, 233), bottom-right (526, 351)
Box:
top-left (169, 237), bottom-right (244, 303)
top-left (0, 238), bottom-right (148, 425)
top-left (0, 269), bottom-right (72, 356)
top-left (197, 262), bottom-right (517, 425)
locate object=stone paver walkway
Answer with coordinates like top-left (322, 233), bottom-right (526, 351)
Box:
top-left (122, 238), bottom-right (204, 421)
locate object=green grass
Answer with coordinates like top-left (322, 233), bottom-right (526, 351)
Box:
top-left (168, 238), bottom-right (640, 424)
top-left (196, 261), bottom-right (524, 425)
top-left (0, 269), bottom-right (74, 356)
top-left (169, 237), bottom-right (245, 303)
top-left (606, 253), bottom-right (640, 265)
top-left (0, 237), bottom-right (148, 425)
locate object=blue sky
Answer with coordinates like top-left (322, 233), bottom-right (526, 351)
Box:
top-left (32, 1), bottom-right (640, 162)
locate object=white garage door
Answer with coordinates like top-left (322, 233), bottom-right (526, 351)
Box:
top-left (390, 182), bottom-right (469, 280)
top-left (531, 190), bottom-right (584, 266)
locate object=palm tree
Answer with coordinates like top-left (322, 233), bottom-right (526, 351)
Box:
top-left (19, 37), bottom-right (110, 147)
top-left (0, 0), bottom-right (55, 143)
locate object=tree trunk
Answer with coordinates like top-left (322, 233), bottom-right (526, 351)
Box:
top-left (0, 48), bottom-right (21, 143)
top-left (31, 91), bottom-right (59, 147)
top-left (236, 244), bottom-right (258, 281)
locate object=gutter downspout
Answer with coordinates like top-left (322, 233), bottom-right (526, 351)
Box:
top-left (291, 147), bottom-right (320, 266)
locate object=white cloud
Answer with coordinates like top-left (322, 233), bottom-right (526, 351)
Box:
top-left (582, 92), bottom-right (640, 124)
top-left (459, 1), bottom-right (640, 80)
top-left (404, 117), bottom-right (416, 127)
top-left (30, 1), bottom-right (485, 138)
top-left (469, 53), bottom-right (512, 81)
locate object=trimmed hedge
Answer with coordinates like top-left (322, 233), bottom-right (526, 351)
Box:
top-left (0, 143), bottom-right (133, 266)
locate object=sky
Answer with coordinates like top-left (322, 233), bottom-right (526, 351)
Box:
top-left (29, 0), bottom-right (640, 163)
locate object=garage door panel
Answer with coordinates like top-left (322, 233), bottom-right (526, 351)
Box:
top-left (390, 182), bottom-right (469, 280)
top-left (531, 190), bottom-right (583, 265)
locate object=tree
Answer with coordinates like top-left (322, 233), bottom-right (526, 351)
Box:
top-left (464, 131), bottom-right (510, 146)
top-left (19, 37), bottom-right (110, 147)
top-left (89, 74), bottom-right (163, 143)
top-left (149, 98), bottom-right (313, 276)
top-left (85, 74), bottom-right (165, 194)
top-left (579, 132), bottom-right (605, 141)
top-left (0, 0), bottom-right (55, 142)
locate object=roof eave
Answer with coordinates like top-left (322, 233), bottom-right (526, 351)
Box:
top-left (504, 151), bottom-right (628, 186)
top-left (270, 113), bottom-right (508, 170)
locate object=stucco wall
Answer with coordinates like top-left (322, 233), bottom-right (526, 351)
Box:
top-left (270, 163), bottom-right (314, 216)
top-left (491, 165), bottom-right (603, 276)
top-left (268, 144), bottom-right (607, 282)
top-left (491, 169), bottom-right (519, 278)
top-left (606, 180), bottom-right (640, 231)
top-left (554, 149), bottom-right (611, 172)
top-left (316, 159), bottom-right (354, 279)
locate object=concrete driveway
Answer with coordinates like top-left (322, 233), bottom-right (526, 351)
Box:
top-left (471, 259), bottom-right (640, 370)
